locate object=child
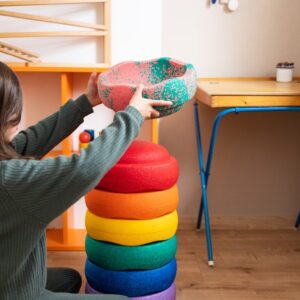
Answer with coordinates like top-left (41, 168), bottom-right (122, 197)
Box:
top-left (0, 62), bottom-right (172, 300)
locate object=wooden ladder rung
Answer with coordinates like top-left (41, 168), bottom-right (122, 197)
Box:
top-left (0, 0), bottom-right (107, 7)
top-left (0, 41), bottom-right (40, 62)
top-left (0, 48), bottom-right (41, 62)
top-left (0, 41), bottom-right (39, 57)
top-left (0, 31), bottom-right (108, 38)
top-left (0, 10), bottom-right (107, 30)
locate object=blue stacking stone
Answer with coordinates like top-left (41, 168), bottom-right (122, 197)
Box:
top-left (85, 258), bottom-right (177, 297)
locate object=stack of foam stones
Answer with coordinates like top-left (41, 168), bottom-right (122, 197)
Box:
top-left (85, 140), bottom-right (179, 299)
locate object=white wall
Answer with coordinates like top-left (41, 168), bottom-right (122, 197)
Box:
top-left (161, 0), bottom-right (300, 219)
top-left (162, 0), bottom-right (300, 77)
top-left (111, 0), bottom-right (162, 64)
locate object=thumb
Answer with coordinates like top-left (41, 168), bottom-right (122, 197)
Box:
top-left (135, 84), bottom-right (144, 96)
top-left (89, 72), bottom-right (98, 84)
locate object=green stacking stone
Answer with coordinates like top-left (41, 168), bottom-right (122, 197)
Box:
top-left (85, 235), bottom-right (177, 271)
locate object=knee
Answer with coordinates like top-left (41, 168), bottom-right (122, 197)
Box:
top-left (68, 269), bottom-right (82, 293)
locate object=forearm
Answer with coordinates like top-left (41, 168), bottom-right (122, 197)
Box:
top-left (12, 95), bottom-right (93, 158)
top-left (75, 106), bottom-right (144, 190)
top-left (3, 106), bottom-right (144, 225)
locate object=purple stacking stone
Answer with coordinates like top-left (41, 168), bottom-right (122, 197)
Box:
top-left (85, 282), bottom-right (176, 300)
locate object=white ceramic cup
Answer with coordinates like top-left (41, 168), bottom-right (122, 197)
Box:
top-left (276, 68), bottom-right (294, 82)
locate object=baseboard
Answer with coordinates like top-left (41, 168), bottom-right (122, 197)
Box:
top-left (178, 215), bottom-right (296, 230)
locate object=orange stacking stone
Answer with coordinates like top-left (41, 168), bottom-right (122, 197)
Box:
top-left (86, 185), bottom-right (179, 220)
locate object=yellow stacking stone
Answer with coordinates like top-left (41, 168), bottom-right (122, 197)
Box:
top-left (85, 210), bottom-right (178, 246)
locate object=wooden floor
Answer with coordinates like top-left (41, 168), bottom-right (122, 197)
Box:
top-left (48, 224), bottom-right (300, 300)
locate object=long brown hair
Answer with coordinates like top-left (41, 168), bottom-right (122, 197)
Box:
top-left (0, 61), bottom-right (23, 160)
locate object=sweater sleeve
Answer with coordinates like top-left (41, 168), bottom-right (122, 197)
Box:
top-left (11, 95), bottom-right (93, 158)
top-left (2, 106), bottom-right (144, 225)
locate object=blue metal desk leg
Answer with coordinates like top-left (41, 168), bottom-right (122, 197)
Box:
top-left (196, 107), bottom-right (237, 231)
top-left (193, 102), bottom-right (214, 266)
top-left (196, 194), bottom-right (204, 230)
top-left (295, 212), bottom-right (300, 229)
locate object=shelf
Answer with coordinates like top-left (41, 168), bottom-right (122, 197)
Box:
top-left (8, 62), bottom-right (110, 73)
top-left (44, 150), bottom-right (63, 158)
top-left (47, 229), bottom-right (86, 251)
top-left (0, 0), bottom-right (107, 6)
top-left (44, 150), bottom-right (79, 158)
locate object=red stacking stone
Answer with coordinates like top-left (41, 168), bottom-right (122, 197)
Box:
top-left (96, 140), bottom-right (179, 193)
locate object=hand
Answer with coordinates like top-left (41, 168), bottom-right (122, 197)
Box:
top-left (85, 72), bottom-right (102, 107)
top-left (129, 85), bottom-right (172, 119)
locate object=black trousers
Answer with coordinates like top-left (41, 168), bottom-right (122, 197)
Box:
top-left (46, 268), bottom-right (82, 294)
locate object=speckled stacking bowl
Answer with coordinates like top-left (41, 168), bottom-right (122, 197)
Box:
top-left (97, 57), bottom-right (197, 117)
top-left (84, 141), bottom-right (179, 299)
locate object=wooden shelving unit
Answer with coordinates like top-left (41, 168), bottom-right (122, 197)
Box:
top-left (4, 0), bottom-right (159, 251)
top-left (0, 0), bottom-right (111, 66)
top-left (10, 65), bottom-right (110, 250)
top-left (3, 0), bottom-right (112, 251)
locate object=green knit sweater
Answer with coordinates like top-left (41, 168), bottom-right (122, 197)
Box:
top-left (0, 95), bottom-right (143, 300)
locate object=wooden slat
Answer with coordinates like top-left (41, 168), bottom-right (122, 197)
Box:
top-left (8, 62), bottom-right (109, 72)
top-left (103, 0), bottom-right (111, 65)
top-left (0, 0), bottom-right (106, 6)
top-left (0, 31), bottom-right (108, 37)
top-left (0, 41), bottom-right (40, 62)
top-left (0, 40), bottom-right (39, 57)
top-left (151, 119), bottom-right (159, 144)
top-left (47, 229), bottom-right (86, 251)
top-left (0, 46), bottom-right (39, 62)
top-left (44, 150), bottom-right (80, 158)
top-left (61, 72), bottom-right (73, 157)
top-left (0, 10), bottom-right (107, 30)
top-left (61, 72), bottom-right (73, 244)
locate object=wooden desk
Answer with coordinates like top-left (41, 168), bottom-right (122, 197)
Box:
top-left (194, 78), bottom-right (300, 266)
top-left (197, 79), bottom-right (300, 107)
